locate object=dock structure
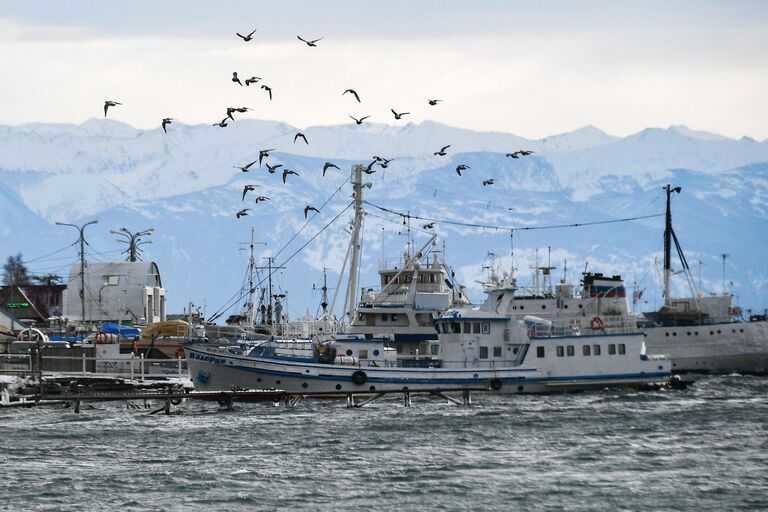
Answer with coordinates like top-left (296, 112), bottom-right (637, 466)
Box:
top-left (1, 385), bottom-right (486, 414)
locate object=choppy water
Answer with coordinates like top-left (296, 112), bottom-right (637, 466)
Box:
top-left (1, 375), bottom-right (767, 511)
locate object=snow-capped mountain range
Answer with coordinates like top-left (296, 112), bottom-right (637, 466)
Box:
top-left (1, 118), bottom-right (766, 320)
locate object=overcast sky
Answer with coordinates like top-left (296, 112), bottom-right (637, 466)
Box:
top-left (2, 0), bottom-right (767, 139)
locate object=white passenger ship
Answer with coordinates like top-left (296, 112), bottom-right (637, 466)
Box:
top-left (185, 165), bottom-right (673, 395)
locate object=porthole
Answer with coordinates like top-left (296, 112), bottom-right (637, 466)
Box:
top-left (709, 331), bottom-right (714, 335)
top-left (740, 329), bottom-right (744, 333)
top-left (686, 332), bottom-right (691, 336)
top-left (665, 333), bottom-right (670, 337)
top-left (517, 386), bottom-right (524, 392)
top-left (403, 386), bottom-right (409, 391)
top-left (335, 384), bottom-right (342, 390)
top-left (257, 377), bottom-right (262, 382)
top-left (473, 373), bottom-right (478, 378)
top-left (305, 369), bottom-right (310, 373)
top-left (373, 349), bottom-right (380, 356)
top-left (658, 365), bottom-right (663, 370)
top-left (302, 382), bottom-right (308, 388)
top-left (346, 349), bottom-right (353, 356)
top-left (276, 380), bottom-right (281, 385)
top-left (717, 330), bottom-right (722, 334)
top-left (369, 385), bottom-right (376, 391)
top-left (542, 305), bottom-right (546, 310)
top-left (578, 304), bottom-right (583, 309)
top-left (694, 332), bottom-right (698, 336)
top-left (564, 304), bottom-right (569, 309)
top-left (673, 332), bottom-right (677, 337)
top-left (520, 305), bottom-right (525, 310)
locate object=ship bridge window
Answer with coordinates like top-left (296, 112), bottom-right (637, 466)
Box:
top-left (618, 344), bottom-right (626, 355)
top-left (358, 313), bottom-right (365, 321)
top-left (463, 322), bottom-right (471, 333)
top-left (479, 346), bottom-right (488, 359)
top-left (536, 346), bottom-right (545, 358)
top-left (473, 323), bottom-right (481, 334)
top-left (567, 346), bottom-right (574, 356)
top-left (582, 345), bottom-right (591, 356)
top-left (431, 345), bottom-right (439, 355)
top-left (593, 344), bottom-right (601, 356)
top-left (493, 346), bottom-right (502, 357)
top-left (391, 314), bottom-right (398, 321)
top-left (381, 314), bottom-right (389, 321)
top-left (556, 346), bottom-right (564, 357)
top-left (608, 344), bottom-right (616, 355)
top-left (452, 322), bottom-right (460, 334)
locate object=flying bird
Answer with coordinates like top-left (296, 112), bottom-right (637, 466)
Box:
top-left (391, 109), bottom-right (409, 120)
top-left (232, 72), bottom-right (243, 86)
top-left (342, 89), bottom-right (361, 102)
top-left (244, 76), bottom-right (261, 86)
top-left (434, 145), bottom-right (450, 156)
top-left (506, 152), bottom-right (520, 159)
top-left (297, 35), bottom-right (323, 47)
top-left (213, 118), bottom-right (229, 128)
top-left (519, 150), bottom-right (535, 156)
top-left (161, 118), bottom-right (174, 133)
top-left (226, 106), bottom-right (251, 120)
top-left (261, 84), bottom-right (272, 100)
top-left (482, 179), bottom-right (495, 186)
top-left (242, 184), bottom-right (258, 201)
top-left (233, 160), bottom-right (258, 172)
top-left (304, 205), bottom-right (320, 218)
top-left (254, 196), bottom-right (270, 204)
top-left (235, 209), bottom-right (251, 219)
top-left (423, 222), bottom-right (435, 229)
top-left (266, 163), bottom-right (283, 174)
top-left (322, 162), bottom-right (339, 176)
top-left (104, 101), bottom-right (121, 117)
top-left (294, 132), bottom-right (308, 145)
top-left (349, 115), bottom-right (370, 125)
top-left (363, 161), bottom-right (378, 174)
top-left (428, 99), bottom-right (442, 106)
top-left (456, 164), bottom-right (470, 176)
top-left (282, 169), bottom-right (299, 183)
top-left (259, 149), bottom-right (275, 166)
top-left (236, 29), bottom-right (257, 42)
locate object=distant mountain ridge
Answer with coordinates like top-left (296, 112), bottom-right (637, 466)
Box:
top-left (0, 119), bottom-right (766, 316)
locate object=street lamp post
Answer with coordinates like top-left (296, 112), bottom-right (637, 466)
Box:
top-left (56, 220), bottom-right (98, 329)
top-left (110, 227), bottom-right (154, 262)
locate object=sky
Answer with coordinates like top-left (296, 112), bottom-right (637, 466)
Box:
top-left (1, 0), bottom-right (767, 139)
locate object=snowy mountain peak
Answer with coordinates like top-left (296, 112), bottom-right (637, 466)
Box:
top-left (668, 125), bottom-right (731, 141)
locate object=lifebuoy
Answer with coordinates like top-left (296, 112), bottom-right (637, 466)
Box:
top-left (94, 332), bottom-right (109, 344)
top-left (351, 370), bottom-right (368, 385)
top-left (489, 378), bottom-right (503, 391)
top-left (590, 316), bottom-right (605, 331)
top-left (175, 347), bottom-right (185, 359)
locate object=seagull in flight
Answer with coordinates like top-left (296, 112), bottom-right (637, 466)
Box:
top-left (297, 35), bottom-right (323, 47)
top-left (423, 222), bottom-right (435, 229)
top-left (232, 72), bottom-right (243, 86)
top-left (213, 118), bottom-right (229, 128)
top-left (304, 205), bottom-right (320, 218)
top-left (519, 150), bottom-right (535, 156)
top-left (236, 29), bottom-right (257, 42)
top-left (434, 145), bottom-right (450, 156)
top-left (349, 115), bottom-right (370, 125)
top-left (261, 84), bottom-right (272, 100)
top-left (254, 196), bottom-right (270, 204)
top-left (242, 184), bottom-right (258, 201)
top-left (266, 163), bottom-right (283, 174)
top-left (104, 101), bottom-right (121, 117)
top-left (482, 179), bottom-right (495, 186)
top-left (363, 161), bottom-right (378, 174)
top-left (373, 156), bottom-right (393, 168)
top-left (226, 107), bottom-right (249, 120)
top-left (391, 109), bottom-right (409, 120)
top-left (323, 162), bottom-right (339, 176)
top-left (294, 132), bottom-right (308, 145)
top-left (259, 149), bottom-right (275, 166)
top-left (456, 164), bottom-right (470, 176)
top-left (233, 160), bottom-right (258, 172)
top-left (343, 89), bottom-right (361, 102)
top-left (282, 169), bottom-right (299, 183)
top-left (506, 152), bottom-right (520, 158)
top-left (428, 99), bottom-right (442, 106)
top-left (236, 209), bottom-right (251, 219)
top-left (161, 118), bottom-right (174, 133)
top-left (244, 76), bottom-right (261, 86)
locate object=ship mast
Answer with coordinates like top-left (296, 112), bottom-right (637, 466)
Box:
top-left (343, 164), bottom-right (365, 322)
top-left (663, 184), bottom-right (681, 306)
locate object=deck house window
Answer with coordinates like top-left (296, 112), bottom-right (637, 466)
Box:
top-left (482, 322), bottom-right (490, 334)
top-left (381, 314), bottom-right (389, 322)
top-left (464, 322), bottom-right (471, 333)
top-left (473, 323), bottom-right (481, 334)
top-left (618, 344), bottom-right (626, 355)
top-left (493, 346), bottom-right (502, 357)
top-left (593, 345), bottom-right (601, 356)
top-left (608, 344), bottom-right (616, 355)
top-left (452, 322), bottom-right (460, 334)
top-left (391, 314), bottom-right (398, 321)
top-left (479, 346), bottom-right (488, 359)
top-left (567, 345), bottom-right (574, 356)
top-left (582, 345), bottom-right (591, 356)
top-left (556, 346), bottom-right (564, 357)
top-left (536, 346), bottom-right (545, 358)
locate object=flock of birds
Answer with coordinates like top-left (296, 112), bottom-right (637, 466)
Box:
top-left (101, 29), bottom-right (535, 223)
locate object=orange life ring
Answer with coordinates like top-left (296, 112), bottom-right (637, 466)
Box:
top-left (175, 347), bottom-right (185, 359)
top-left (590, 316), bottom-right (605, 331)
top-left (94, 332), bottom-right (109, 344)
